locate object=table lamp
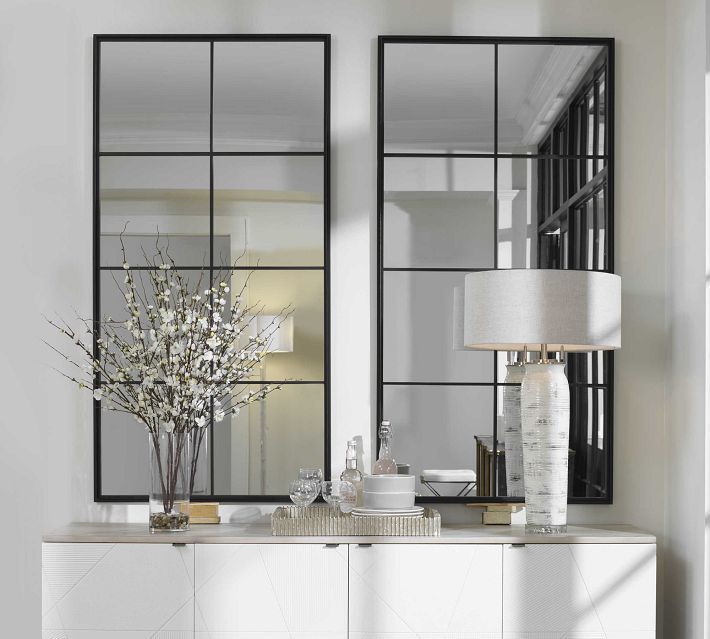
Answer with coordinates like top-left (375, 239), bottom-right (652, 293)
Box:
top-left (463, 269), bottom-right (621, 533)
top-left (253, 315), bottom-right (294, 493)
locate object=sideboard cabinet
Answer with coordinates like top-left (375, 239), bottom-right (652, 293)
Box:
top-left (42, 523), bottom-right (656, 638)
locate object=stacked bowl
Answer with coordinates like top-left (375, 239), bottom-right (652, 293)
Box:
top-left (353, 474), bottom-right (423, 517)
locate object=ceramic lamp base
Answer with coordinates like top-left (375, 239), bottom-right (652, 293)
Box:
top-left (526, 523), bottom-right (567, 534)
top-left (521, 361), bottom-right (570, 533)
top-left (503, 363), bottom-right (526, 498)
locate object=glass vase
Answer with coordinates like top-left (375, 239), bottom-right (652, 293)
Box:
top-left (149, 426), bottom-right (190, 532)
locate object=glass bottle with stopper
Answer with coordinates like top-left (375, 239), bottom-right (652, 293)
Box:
top-left (340, 439), bottom-right (363, 505)
top-left (373, 420), bottom-right (397, 475)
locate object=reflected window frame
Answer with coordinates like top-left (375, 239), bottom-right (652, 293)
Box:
top-left (377, 36), bottom-right (614, 505)
top-left (93, 34), bottom-right (331, 503)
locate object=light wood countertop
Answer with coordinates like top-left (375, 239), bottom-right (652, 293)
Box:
top-left (43, 522), bottom-right (656, 545)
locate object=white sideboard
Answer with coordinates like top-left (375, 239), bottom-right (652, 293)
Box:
top-left (42, 523), bottom-right (656, 638)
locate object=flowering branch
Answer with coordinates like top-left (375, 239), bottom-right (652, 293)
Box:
top-left (48, 239), bottom-right (292, 509)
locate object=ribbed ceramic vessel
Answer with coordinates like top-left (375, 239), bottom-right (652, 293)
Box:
top-left (521, 362), bottom-right (570, 534)
top-left (503, 364), bottom-right (525, 498)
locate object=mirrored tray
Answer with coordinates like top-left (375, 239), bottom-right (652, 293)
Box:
top-left (271, 505), bottom-right (441, 536)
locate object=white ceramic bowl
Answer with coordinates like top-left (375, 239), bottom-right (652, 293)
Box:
top-left (363, 490), bottom-right (415, 509)
top-left (363, 474), bottom-right (415, 493)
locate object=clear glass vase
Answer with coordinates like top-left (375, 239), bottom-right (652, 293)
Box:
top-left (149, 426), bottom-right (190, 532)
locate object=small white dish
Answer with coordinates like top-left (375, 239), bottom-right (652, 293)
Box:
top-left (363, 490), bottom-right (415, 509)
top-left (352, 506), bottom-right (424, 518)
top-left (420, 469), bottom-right (476, 482)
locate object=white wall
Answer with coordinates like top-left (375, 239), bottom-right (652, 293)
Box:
top-left (0, 1), bottom-right (678, 637)
top-left (665, 0), bottom-right (709, 636)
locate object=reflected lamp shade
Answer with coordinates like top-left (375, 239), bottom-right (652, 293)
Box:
top-left (255, 315), bottom-right (294, 353)
top-left (452, 286), bottom-right (471, 351)
top-left (463, 269), bottom-right (621, 352)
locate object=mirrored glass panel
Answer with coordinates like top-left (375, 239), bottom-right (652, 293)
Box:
top-left (569, 386), bottom-right (607, 498)
top-left (99, 269), bottom-right (210, 381)
top-left (384, 157), bottom-right (494, 269)
top-left (213, 156), bottom-right (324, 267)
top-left (100, 392), bottom-right (150, 495)
top-left (379, 38), bottom-right (613, 503)
top-left (383, 271), bottom-right (493, 383)
top-left (227, 270), bottom-right (324, 382)
top-left (497, 44), bottom-right (603, 154)
top-left (213, 41), bottom-right (324, 152)
top-left (100, 41), bottom-right (210, 152)
top-left (95, 37), bottom-right (330, 501)
top-left (100, 156), bottom-right (210, 266)
top-left (212, 383), bottom-right (324, 495)
top-left (384, 43), bottom-right (495, 153)
top-left (384, 385), bottom-right (493, 497)
top-left (496, 157), bottom-right (538, 269)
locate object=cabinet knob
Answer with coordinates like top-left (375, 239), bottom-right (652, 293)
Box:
top-left (324, 543), bottom-right (340, 548)
top-left (510, 543), bottom-right (526, 548)
top-left (357, 543), bottom-right (372, 548)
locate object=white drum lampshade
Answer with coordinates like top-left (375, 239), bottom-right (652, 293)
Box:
top-left (463, 269), bottom-right (621, 353)
top-left (463, 269), bottom-right (621, 533)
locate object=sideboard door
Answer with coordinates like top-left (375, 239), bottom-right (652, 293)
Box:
top-left (502, 543), bottom-right (656, 638)
top-left (349, 543), bottom-right (503, 638)
top-left (195, 543), bottom-right (348, 638)
top-left (42, 542), bottom-right (195, 638)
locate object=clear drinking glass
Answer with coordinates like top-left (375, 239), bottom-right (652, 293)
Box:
top-left (321, 480), bottom-right (356, 513)
top-left (299, 467), bottom-right (323, 494)
top-left (289, 479), bottom-right (318, 507)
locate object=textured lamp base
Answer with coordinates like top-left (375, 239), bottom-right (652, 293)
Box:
top-left (525, 523), bottom-right (567, 534)
top-left (503, 363), bottom-right (525, 498)
top-left (521, 361), bottom-right (570, 534)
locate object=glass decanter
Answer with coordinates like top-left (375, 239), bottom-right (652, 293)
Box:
top-left (340, 440), bottom-right (363, 505)
top-left (373, 420), bottom-right (397, 475)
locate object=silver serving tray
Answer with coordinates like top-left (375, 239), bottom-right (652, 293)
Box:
top-left (271, 505), bottom-right (441, 536)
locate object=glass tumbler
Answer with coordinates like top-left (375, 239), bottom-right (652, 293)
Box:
top-left (299, 467), bottom-right (323, 495)
top-left (288, 479), bottom-right (318, 507)
top-left (321, 480), bottom-right (356, 513)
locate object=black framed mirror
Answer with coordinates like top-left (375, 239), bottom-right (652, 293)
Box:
top-left (93, 35), bottom-right (330, 502)
top-left (377, 36), bottom-right (614, 504)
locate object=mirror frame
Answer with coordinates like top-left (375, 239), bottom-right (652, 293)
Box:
top-left (376, 35), bottom-right (615, 504)
top-left (93, 34), bottom-right (331, 503)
